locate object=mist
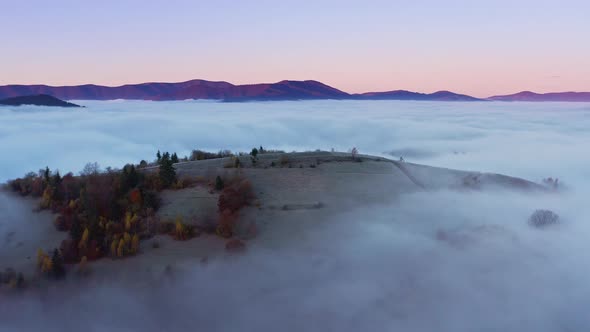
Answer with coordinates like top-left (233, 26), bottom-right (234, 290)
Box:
top-left (1, 100), bottom-right (590, 331)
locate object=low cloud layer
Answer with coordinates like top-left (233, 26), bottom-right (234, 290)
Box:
top-left (1, 100), bottom-right (589, 183)
top-left (1, 100), bottom-right (589, 331)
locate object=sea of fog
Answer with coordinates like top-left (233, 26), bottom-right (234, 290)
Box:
top-left (1, 100), bottom-right (589, 183)
top-left (1, 100), bottom-right (590, 331)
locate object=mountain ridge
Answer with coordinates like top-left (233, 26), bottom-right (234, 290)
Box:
top-left (488, 91), bottom-right (590, 102)
top-left (0, 80), bottom-right (481, 102)
top-left (0, 94), bottom-right (81, 107)
top-left (0, 80), bottom-right (588, 102)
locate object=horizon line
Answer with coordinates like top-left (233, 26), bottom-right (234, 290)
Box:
top-left (1, 78), bottom-right (589, 99)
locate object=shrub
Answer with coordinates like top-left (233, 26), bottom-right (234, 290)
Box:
top-left (279, 154), bottom-right (290, 166)
top-left (218, 179), bottom-right (254, 213)
top-left (528, 209), bottom-right (560, 228)
top-left (190, 149), bottom-right (233, 161)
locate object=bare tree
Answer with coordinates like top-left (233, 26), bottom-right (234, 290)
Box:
top-left (351, 147), bottom-right (358, 160)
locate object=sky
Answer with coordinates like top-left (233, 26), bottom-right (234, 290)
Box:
top-left (1, 0), bottom-right (589, 97)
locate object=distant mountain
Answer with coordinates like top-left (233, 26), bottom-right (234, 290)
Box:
top-left (0, 80), bottom-right (482, 102)
top-left (11, 80), bottom-right (587, 102)
top-left (488, 91), bottom-right (590, 102)
top-left (0, 94), bottom-right (81, 107)
top-left (0, 80), bottom-right (349, 101)
top-left (356, 90), bottom-right (482, 101)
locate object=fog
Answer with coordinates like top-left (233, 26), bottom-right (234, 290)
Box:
top-left (1, 100), bottom-right (590, 331)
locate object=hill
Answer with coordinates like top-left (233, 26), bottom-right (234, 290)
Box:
top-left (1, 151), bottom-right (547, 277)
top-left (488, 91), bottom-right (590, 102)
top-left (0, 80), bottom-right (350, 101)
top-left (0, 94), bottom-right (81, 107)
top-left (0, 80), bottom-right (479, 102)
top-left (356, 90), bottom-right (483, 101)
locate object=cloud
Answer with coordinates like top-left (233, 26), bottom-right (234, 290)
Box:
top-left (1, 100), bottom-right (589, 331)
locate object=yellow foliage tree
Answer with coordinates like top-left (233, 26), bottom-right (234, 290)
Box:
top-left (79, 228), bottom-right (89, 249)
top-left (124, 212), bottom-right (132, 231)
top-left (110, 238), bottom-right (118, 257)
top-left (37, 248), bottom-right (47, 268)
top-left (175, 217), bottom-right (186, 240)
top-left (123, 232), bottom-right (131, 246)
top-left (40, 187), bottom-right (53, 209)
top-left (41, 256), bottom-right (53, 273)
top-left (131, 234), bottom-right (140, 254)
top-left (78, 256), bottom-right (88, 274)
top-left (117, 238), bottom-right (125, 257)
top-left (124, 212), bottom-right (139, 231)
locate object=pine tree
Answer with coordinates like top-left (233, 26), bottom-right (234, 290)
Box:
top-left (158, 152), bottom-right (177, 188)
top-left (156, 150), bottom-right (162, 162)
top-left (70, 218), bottom-right (83, 242)
top-left (171, 153), bottom-right (179, 164)
top-left (251, 148), bottom-right (259, 158)
top-left (43, 167), bottom-right (51, 184)
top-left (52, 170), bottom-right (62, 186)
top-left (51, 249), bottom-right (66, 279)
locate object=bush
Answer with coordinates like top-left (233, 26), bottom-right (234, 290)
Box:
top-left (218, 179), bottom-right (254, 213)
top-left (528, 209), bottom-right (559, 228)
top-left (279, 154), bottom-right (290, 166)
top-left (190, 149), bottom-right (233, 161)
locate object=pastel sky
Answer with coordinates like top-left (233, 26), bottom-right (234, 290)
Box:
top-left (1, 0), bottom-right (589, 97)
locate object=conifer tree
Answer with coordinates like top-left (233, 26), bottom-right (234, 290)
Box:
top-left (51, 249), bottom-right (66, 279)
top-left (158, 152), bottom-right (177, 188)
top-left (215, 176), bottom-right (224, 190)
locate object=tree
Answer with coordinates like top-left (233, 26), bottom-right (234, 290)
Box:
top-left (44, 167), bottom-right (51, 184)
top-left (121, 164), bottom-right (140, 191)
top-left (70, 218), bottom-right (83, 242)
top-left (351, 147), bottom-right (358, 160)
top-left (158, 152), bottom-right (177, 188)
top-left (78, 228), bottom-right (89, 249)
top-left (171, 153), bottom-right (179, 164)
top-left (52, 170), bottom-right (62, 187)
top-left (215, 176), bottom-right (224, 190)
top-left (131, 234), bottom-right (140, 254)
top-left (251, 148), bottom-right (259, 158)
top-left (156, 150), bottom-right (162, 162)
top-left (78, 256), bottom-right (88, 275)
top-left (51, 249), bottom-right (66, 279)
top-left (80, 162), bottom-right (100, 176)
top-left (117, 238), bottom-right (125, 257)
top-left (110, 238), bottom-right (118, 257)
